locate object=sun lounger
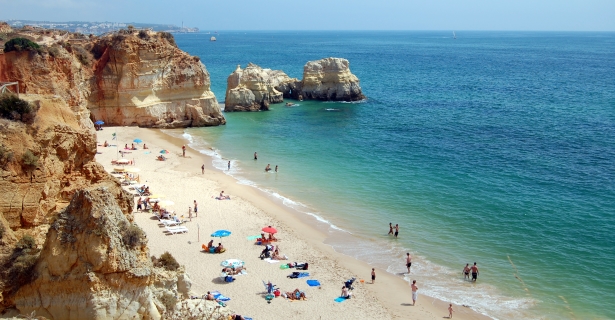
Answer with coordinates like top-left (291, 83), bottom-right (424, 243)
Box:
top-left (160, 220), bottom-right (181, 227)
top-left (165, 226), bottom-right (188, 234)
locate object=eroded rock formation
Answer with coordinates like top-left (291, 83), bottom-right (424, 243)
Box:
top-left (89, 31), bottom-right (225, 127)
top-left (224, 58), bottom-right (364, 111)
top-left (225, 63), bottom-right (298, 112)
top-left (300, 57), bottom-right (365, 101)
top-left (0, 28), bottom-right (225, 128)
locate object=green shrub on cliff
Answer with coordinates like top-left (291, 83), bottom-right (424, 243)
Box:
top-left (157, 252), bottom-right (180, 271)
top-left (138, 30), bottom-right (149, 40)
top-left (4, 37), bottom-right (40, 53)
top-left (122, 224), bottom-right (145, 248)
top-left (158, 32), bottom-right (176, 47)
top-left (21, 150), bottom-right (38, 173)
top-left (0, 144), bottom-right (14, 169)
top-left (0, 94), bottom-right (38, 122)
top-left (1, 235), bottom-right (40, 292)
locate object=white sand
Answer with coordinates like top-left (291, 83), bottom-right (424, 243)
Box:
top-left (95, 127), bottom-right (490, 320)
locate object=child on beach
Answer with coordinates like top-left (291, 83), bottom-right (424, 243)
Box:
top-left (371, 268), bottom-right (376, 284)
top-left (448, 303), bottom-right (454, 318)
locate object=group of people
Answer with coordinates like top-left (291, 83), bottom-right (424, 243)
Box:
top-left (462, 262), bottom-right (480, 282)
top-left (264, 164), bottom-right (278, 172)
top-left (206, 239), bottom-right (225, 253)
top-left (388, 223), bottom-right (400, 238)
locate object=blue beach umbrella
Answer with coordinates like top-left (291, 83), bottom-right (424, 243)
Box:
top-left (133, 138), bottom-right (143, 143)
top-left (94, 120), bottom-right (104, 125)
top-left (220, 259), bottom-right (244, 268)
top-left (211, 230), bottom-right (231, 238)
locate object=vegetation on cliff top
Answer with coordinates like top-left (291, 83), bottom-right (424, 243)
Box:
top-left (3, 37), bottom-right (40, 53)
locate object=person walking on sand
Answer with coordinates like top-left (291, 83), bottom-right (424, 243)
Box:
top-left (388, 223), bottom-right (394, 235)
top-left (275, 165), bottom-right (278, 172)
top-left (228, 161), bottom-right (231, 171)
top-left (470, 262), bottom-right (479, 282)
top-left (463, 263), bottom-right (471, 280)
top-left (182, 145), bottom-right (186, 157)
top-left (406, 253), bottom-right (412, 273)
top-left (254, 152), bottom-right (258, 160)
top-left (201, 164), bottom-right (205, 174)
top-left (371, 268), bottom-right (376, 284)
top-left (193, 200), bottom-right (198, 217)
top-left (448, 303), bottom-right (454, 318)
top-left (411, 280), bottom-right (418, 306)
top-left (394, 224), bottom-right (399, 238)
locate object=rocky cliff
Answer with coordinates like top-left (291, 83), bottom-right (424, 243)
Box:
top-left (300, 57), bottom-right (365, 101)
top-left (224, 63), bottom-right (298, 112)
top-left (0, 27), bottom-right (225, 128)
top-left (89, 30), bottom-right (225, 127)
top-left (224, 58), bottom-right (364, 111)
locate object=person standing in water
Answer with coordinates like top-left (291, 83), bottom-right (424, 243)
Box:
top-left (388, 223), bottom-right (394, 235)
top-left (470, 262), bottom-right (479, 282)
top-left (394, 224), bottom-right (399, 238)
top-left (228, 161), bottom-right (231, 171)
top-left (254, 152), bottom-right (258, 160)
top-left (275, 165), bottom-right (278, 172)
top-left (411, 280), bottom-right (418, 306)
top-left (265, 164), bottom-right (271, 172)
top-left (462, 263), bottom-right (471, 280)
top-left (406, 253), bottom-right (412, 273)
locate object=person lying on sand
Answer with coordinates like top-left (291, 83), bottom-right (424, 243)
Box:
top-left (286, 289), bottom-right (307, 300)
top-left (216, 191), bottom-right (231, 200)
top-left (230, 315), bottom-right (245, 320)
top-left (272, 248), bottom-right (288, 260)
top-left (205, 291), bottom-right (220, 302)
top-left (157, 155), bottom-right (166, 161)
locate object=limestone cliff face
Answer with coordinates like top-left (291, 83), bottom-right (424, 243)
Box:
top-left (0, 49), bottom-right (94, 128)
top-left (13, 186), bottom-right (197, 319)
top-left (300, 57), bottom-right (365, 101)
top-left (89, 31), bottom-right (225, 127)
top-left (224, 63), bottom-right (298, 112)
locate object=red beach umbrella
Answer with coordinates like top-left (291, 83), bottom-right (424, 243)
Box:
top-left (262, 226), bottom-right (277, 234)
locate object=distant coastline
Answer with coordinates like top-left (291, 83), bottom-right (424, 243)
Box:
top-left (2, 19), bottom-right (198, 35)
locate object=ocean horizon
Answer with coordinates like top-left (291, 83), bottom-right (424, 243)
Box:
top-left (172, 31), bottom-right (615, 319)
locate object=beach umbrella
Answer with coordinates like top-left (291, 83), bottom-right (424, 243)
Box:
top-left (124, 167), bottom-right (140, 172)
top-left (159, 200), bottom-right (175, 206)
top-left (262, 226), bottom-right (277, 234)
top-left (211, 230), bottom-right (232, 238)
top-left (160, 149), bottom-right (170, 154)
top-left (94, 120), bottom-right (104, 125)
top-left (133, 138), bottom-right (143, 144)
top-left (220, 259), bottom-right (244, 268)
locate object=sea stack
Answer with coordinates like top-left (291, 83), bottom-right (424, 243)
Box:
top-left (300, 57), bottom-right (365, 101)
top-left (224, 63), bottom-right (299, 112)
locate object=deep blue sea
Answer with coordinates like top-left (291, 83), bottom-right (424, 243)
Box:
top-left (173, 31), bottom-right (615, 319)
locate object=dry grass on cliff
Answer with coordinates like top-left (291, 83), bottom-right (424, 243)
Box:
top-left (1, 235), bottom-right (40, 294)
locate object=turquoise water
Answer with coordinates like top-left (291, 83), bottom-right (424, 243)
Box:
top-left (174, 31), bottom-right (615, 319)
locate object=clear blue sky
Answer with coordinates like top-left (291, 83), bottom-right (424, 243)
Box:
top-left (1, 0), bottom-right (614, 31)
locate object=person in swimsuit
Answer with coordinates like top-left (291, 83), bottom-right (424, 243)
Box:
top-left (470, 262), bottom-right (479, 281)
top-left (448, 303), bottom-right (454, 318)
top-left (394, 224), bottom-right (399, 238)
top-left (411, 280), bottom-right (418, 305)
top-left (201, 164), bottom-right (204, 174)
top-left (371, 268), bottom-right (376, 284)
top-left (228, 161), bottom-right (231, 170)
top-left (182, 145), bottom-right (186, 157)
top-left (193, 200), bottom-right (198, 217)
top-left (265, 164), bottom-right (271, 172)
top-left (463, 263), bottom-right (471, 280)
top-left (275, 165), bottom-right (278, 172)
top-left (406, 253), bottom-right (412, 273)
top-left (388, 223), bottom-right (394, 235)
top-left (254, 152), bottom-right (258, 160)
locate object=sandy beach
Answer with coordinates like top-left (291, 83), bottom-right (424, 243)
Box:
top-left (95, 126), bottom-right (490, 320)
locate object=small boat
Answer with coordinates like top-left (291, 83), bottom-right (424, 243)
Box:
top-left (210, 36), bottom-right (216, 41)
top-left (453, 31), bottom-right (456, 39)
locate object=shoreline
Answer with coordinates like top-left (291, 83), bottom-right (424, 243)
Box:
top-left (96, 126), bottom-right (490, 320)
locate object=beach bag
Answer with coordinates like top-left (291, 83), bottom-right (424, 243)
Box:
top-left (287, 272), bottom-right (300, 279)
top-left (274, 289), bottom-right (281, 297)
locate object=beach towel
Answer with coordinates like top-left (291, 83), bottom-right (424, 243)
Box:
top-left (306, 280), bottom-right (321, 287)
top-left (144, 151), bottom-right (151, 154)
top-left (210, 291), bottom-right (230, 301)
top-left (280, 264), bottom-right (289, 269)
top-left (334, 297), bottom-right (347, 303)
top-left (288, 272), bottom-right (309, 279)
top-left (263, 258), bottom-right (280, 264)
top-left (246, 235), bottom-right (261, 241)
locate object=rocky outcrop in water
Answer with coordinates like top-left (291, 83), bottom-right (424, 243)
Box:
top-left (225, 63), bottom-right (298, 112)
top-left (299, 57), bottom-right (365, 101)
top-left (224, 58), bottom-right (364, 111)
